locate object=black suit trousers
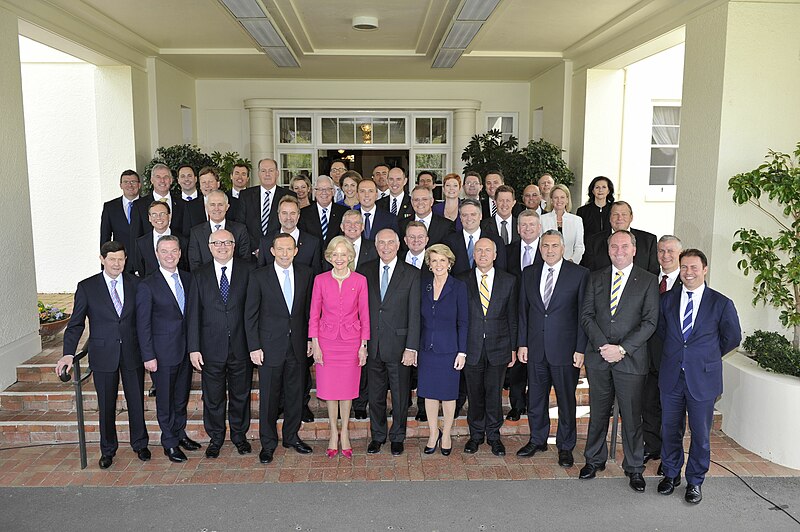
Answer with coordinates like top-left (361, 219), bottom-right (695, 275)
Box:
top-left (201, 349), bottom-right (253, 445)
top-left (367, 350), bottom-right (411, 443)
top-left (463, 351), bottom-right (507, 442)
top-left (507, 361), bottom-right (528, 412)
top-left (93, 366), bottom-right (148, 456)
top-left (353, 365), bottom-right (369, 411)
top-left (641, 368), bottom-right (662, 455)
top-left (526, 359), bottom-right (579, 450)
top-left (258, 351), bottom-right (303, 451)
top-left (151, 358), bottom-right (191, 448)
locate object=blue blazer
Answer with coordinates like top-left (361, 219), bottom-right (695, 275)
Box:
top-left (136, 269), bottom-right (191, 367)
top-left (657, 284), bottom-right (741, 402)
top-left (358, 207), bottom-right (398, 240)
top-left (419, 273), bottom-right (469, 354)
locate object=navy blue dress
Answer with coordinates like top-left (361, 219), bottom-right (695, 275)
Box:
top-left (417, 274), bottom-right (469, 401)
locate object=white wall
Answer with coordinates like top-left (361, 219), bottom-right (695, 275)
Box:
top-left (530, 62), bottom-right (571, 151)
top-left (148, 57), bottom-right (197, 150)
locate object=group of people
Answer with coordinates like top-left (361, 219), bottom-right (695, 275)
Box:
top-left (56, 159), bottom-right (742, 505)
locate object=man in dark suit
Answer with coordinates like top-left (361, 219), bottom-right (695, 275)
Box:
top-left (458, 238), bottom-right (518, 456)
top-left (130, 163), bottom-right (186, 241)
top-left (298, 175), bottom-right (347, 252)
top-left (131, 201), bottom-right (188, 277)
top-left (357, 178), bottom-right (398, 240)
top-left (136, 235), bottom-right (200, 462)
top-left (245, 233), bottom-right (315, 464)
top-left (398, 186), bottom-right (454, 249)
top-left (642, 235), bottom-right (684, 470)
top-left (238, 158), bottom-right (296, 253)
top-left (187, 190), bottom-right (251, 270)
top-left (656, 249), bottom-right (741, 504)
top-left (481, 185), bottom-right (520, 245)
top-left (521, 184), bottom-right (544, 215)
top-left (402, 221), bottom-right (428, 269)
top-left (259, 195), bottom-right (321, 275)
top-left (55, 241), bottom-right (150, 469)
top-left (100, 169), bottom-right (140, 257)
top-left (177, 164), bottom-right (199, 201)
top-left (341, 209), bottom-right (378, 271)
top-left (481, 171), bottom-right (504, 220)
top-left (371, 163), bottom-right (391, 200)
top-left (416, 171), bottom-right (443, 202)
top-left (359, 229), bottom-right (421, 456)
top-left (463, 172), bottom-right (483, 203)
top-left (186, 229), bottom-right (256, 459)
top-left (517, 230), bottom-right (589, 467)
top-left (443, 199), bottom-right (507, 276)
top-left (581, 201), bottom-right (659, 275)
top-left (579, 230), bottom-right (660, 492)
top-left (376, 167), bottom-right (413, 220)
top-left (230, 163), bottom-right (250, 199)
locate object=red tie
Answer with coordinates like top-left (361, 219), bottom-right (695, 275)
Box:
top-left (659, 275), bottom-right (668, 294)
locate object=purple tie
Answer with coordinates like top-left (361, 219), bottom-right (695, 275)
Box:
top-left (110, 279), bottom-right (123, 316)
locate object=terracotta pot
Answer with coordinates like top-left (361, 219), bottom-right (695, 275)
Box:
top-left (39, 316), bottom-right (70, 338)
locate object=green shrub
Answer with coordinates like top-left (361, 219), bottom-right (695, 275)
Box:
top-left (742, 330), bottom-right (800, 378)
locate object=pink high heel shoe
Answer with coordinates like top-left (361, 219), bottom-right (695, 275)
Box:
top-left (326, 448), bottom-right (338, 458)
top-left (341, 448), bottom-right (353, 459)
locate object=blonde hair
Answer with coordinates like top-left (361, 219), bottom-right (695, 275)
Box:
top-left (325, 235), bottom-right (357, 271)
top-left (545, 183), bottom-right (572, 213)
top-left (424, 243), bottom-right (456, 269)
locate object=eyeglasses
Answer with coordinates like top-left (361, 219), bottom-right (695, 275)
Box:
top-left (315, 187), bottom-right (334, 193)
top-left (121, 180), bottom-right (140, 186)
top-left (149, 212), bottom-right (168, 218)
top-left (209, 240), bottom-right (235, 247)
top-left (329, 168), bottom-right (345, 173)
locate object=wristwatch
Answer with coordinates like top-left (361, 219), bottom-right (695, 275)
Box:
top-left (619, 345), bottom-right (627, 356)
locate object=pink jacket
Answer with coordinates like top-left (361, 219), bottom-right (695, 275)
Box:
top-left (308, 271), bottom-right (370, 341)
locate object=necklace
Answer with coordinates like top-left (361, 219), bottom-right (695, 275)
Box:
top-left (331, 269), bottom-right (351, 280)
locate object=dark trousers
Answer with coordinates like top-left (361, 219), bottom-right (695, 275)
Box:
top-left (463, 353), bottom-right (506, 442)
top-left (303, 356), bottom-right (313, 408)
top-left (93, 365), bottom-right (148, 456)
top-left (367, 351), bottom-right (411, 443)
top-left (641, 368), bottom-right (662, 455)
top-left (584, 366), bottom-right (646, 474)
top-left (660, 370), bottom-right (715, 485)
top-left (455, 372), bottom-right (468, 413)
top-left (201, 350), bottom-right (253, 445)
top-left (352, 364), bottom-right (368, 412)
top-left (151, 357), bottom-right (191, 448)
top-left (507, 361), bottom-right (528, 412)
top-left (527, 359), bottom-right (579, 450)
top-left (258, 351), bottom-right (303, 451)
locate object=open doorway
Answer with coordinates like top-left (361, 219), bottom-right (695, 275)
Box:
top-left (318, 149), bottom-right (409, 179)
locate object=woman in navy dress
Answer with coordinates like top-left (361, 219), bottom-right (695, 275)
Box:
top-left (417, 243), bottom-right (468, 455)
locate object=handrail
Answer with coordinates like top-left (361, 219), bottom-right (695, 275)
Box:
top-left (60, 345), bottom-right (91, 469)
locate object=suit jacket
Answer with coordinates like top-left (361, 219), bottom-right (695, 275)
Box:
top-left (100, 196), bottom-right (134, 252)
top-left (360, 207), bottom-right (398, 240)
top-left (481, 215), bottom-right (519, 246)
top-left (130, 192), bottom-right (186, 242)
top-left (377, 193), bottom-right (413, 220)
top-left (239, 185), bottom-right (296, 249)
top-left (432, 201), bottom-right (463, 232)
top-left (299, 202), bottom-right (348, 251)
top-left (308, 271), bottom-right (370, 341)
top-left (506, 239), bottom-right (544, 278)
top-left (657, 284), bottom-right (741, 401)
top-left (131, 231), bottom-right (188, 278)
top-left (62, 272), bottom-right (141, 373)
top-left (540, 211), bottom-right (586, 263)
top-left (399, 213), bottom-right (454, 250)
top-left (357, 259), bottom-right (421, 363)
top-left (647, 277), bottom-right (683, 371)
top-left (225, 190), bottom-right (244, 223)
top-left (419, 273), bottom-right (469, 354)
top-left (519, 260), bottom-right (589, 366)
top-left (136, 269), bottom-right (190, 367)
top-left (458, 268), bottom-right (518, 366)
top-left (581, 228), bottom-right (659, 275)
top-left (442, 230), bottom-right (507, 276)
top-left (580, 265), bottom-right (660, 375)
top-left (244, 263), bottom-right (313, 366)
top-left (187, 220), bottom-right (251, 271)
top-left (257, 231), bottom-right (321, 274)
top-left (182, 197), bottom-right (207, 237)
top-left (186, 259), bottom-right (256, 362)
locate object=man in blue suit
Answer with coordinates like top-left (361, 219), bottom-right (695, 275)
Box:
top-left (656, 249), bottom-right (741, 504)
top-left (136, 235), bottom-right (201, 462)
top-left (357, 178), bottom-right (398, 240)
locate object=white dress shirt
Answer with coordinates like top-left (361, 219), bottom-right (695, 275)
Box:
top-left (103, 272), bottom-right (124, 307)
top-left (416, 211), bottom-right (433, 229)
top-left (406, 250), bottom-right (425, 268)
top-left (209, 219), bottom-right (226, 233)
top-left (475, 267), bottom-right (495, 295)
top-left (539, 259), bottom-right (563, 301)
top-left (389, 191), bottom-right (406, 212)
top-left (493, 214), bottom-right (514, 244)
top-left (231, 188), bottom-right (241, 199)
top-left (520, 238), bottom-right (540, 271)
top-left (122, 196), bottom-right (138, 217)
top-left (379, 256), bottom-right (398, 285)
top-left (153, 191), bottom-right (172, 210)
top-left (159, 266), bottom-right (181, 301)
top-left (660, 268), bottom-right (680, 291)
top-left (361, 206), bottom-right (377, 227)
top-left (214, 259), bottom-right (234, 288)
top-left (274, 262), bottom-right (295, 297)
top-left (183, 190), bottom-right (198, 201)
top-left (260, 185), bottom-right (276, 214)
top-left (152, 228), bottom-right (171, 251)
top-left (351, 237), bottom-right (362, 260)
top-left (680, 283), bottom-right (706, 331)
top-left (611, 263), bottom-right (635, 300)
top-left (462, 228), bottom-right (482, 249)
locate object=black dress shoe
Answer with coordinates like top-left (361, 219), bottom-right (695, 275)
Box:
top-left (489, 440), bottom-right (506, 456)
top-left (135, 447), bottom-right (151, 462)
top-left (235, 440), bottom-right (252, 455)
top-left (627, 472), bottom-right (646, 492)
top-left (579, 463), bottom-right (606, 479)
top-left (657, 462), bottom-right (664, 476)
top-left (463, 439), bottom-right (481, 454)
top-left (98, 455), bottom-right (113, 469)
top-left (685, 484), bottom-right (702, 504)
top-left (516, 442), bottom-right (548, 457)
top-left (259, 448), bottom-right (274, 464)
top-left (148, 384), bottom-right (156, 397)
top-left (558, 449), bottom-right (574, 467)
top-left (415, 409), bottom-right (427, 422)
top-left (505, 408), bottom-right (521, 421)
top-left (658, 475), bottom-right (681, 495)
top-left (205, 442), bottom-right (222, 459)
top-left (283, 440), bottom-right (313, 454)
top-left (367, 440), bottom-right (383, 454)
top-left (178, 437), bottom-right (202, 451)
top-left (643, 451), bottom-right (661, 464)
top-left (390, 442), bottom-right (404, 456)
top-left (354, 409), bottom-right (368, 420)
top-left (301, 405), bottom-right (315, 423)
top-left (164, 447), bottom-right (188, 463)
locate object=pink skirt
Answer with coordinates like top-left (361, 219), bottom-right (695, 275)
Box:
top-left (315, 337), bottom-right (361, 400)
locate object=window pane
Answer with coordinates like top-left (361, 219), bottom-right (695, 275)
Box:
top-left (338, 118), bottom-right (355, 144)
top-left (356, 117), bottom-right (372, 145)
top-left (649, 167), bottom-right (675, 186)
top-left (321, 118), bottom-right (338, 144)
top-left (653, 106), bottom-right (680, 126)
top-left (431, 118), bottom-right (447, 144)
top-left (416, 153), bottom-right (446, 169)
top-left (487, 116), bottom-right (503, 131)
top-left (296, 117), bottom-right (312, 144)
top-left (280, 153), bottom-right (312, 186)
top-left (372, 118), bottom-right (388, 144)
top-left (651, 126), bottom-right (679, 145)
top-left (279, 117), bottom-right (295, 143)
top-left (390, 118), bottom-right (406, 144)
top-left (650, 147), bottom-right (677, 167)
top-left (501, 117), bottom-right (513, 134)
top-left (416, 118), bottom-right (431, 144)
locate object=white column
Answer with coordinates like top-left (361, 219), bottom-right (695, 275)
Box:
top-left (453, 107), bottom-right (478, 175)
top-left (245, 104), bottom-right (273, 183)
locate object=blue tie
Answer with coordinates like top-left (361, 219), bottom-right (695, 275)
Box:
top-left (283, 269), bottom-right (293, 311)
top-left (126, 201), bottom-right (132, 224)
top-left (682, 292), bottom-right (694, 341)
top-left (172, 272), bottom-right (185, 314)
top-left (364, 213), bottom-right (372, 239)
top-left (391, 198), bottom-right (398, 216)
top-left (220, 266), bottom-right (230, 305)
top-left (320, 207), bottom-right (328, 240)
top-left (467, 235), bottom-right (475, 267)
top-left (110, 279), bottom-right (123, 316)
top-left (380, 265), bottom-right (389, 301)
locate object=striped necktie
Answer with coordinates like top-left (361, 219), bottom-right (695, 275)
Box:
top-left (391, 197), bottom-right (398, 215)
top-left (467, 235), bottom-right (475, 267)
top-left (610, 271), bottom-right (623, 316)
top-left (542, 267), bottom-right (554, 309)
top-left (491, 200), bottom-right (497, 218)
top-left (682, 292), bottom-right (694, 340)
top-left (110, 279), bottom-right (123, 316)
top-left (320, 207), bottom-right (328, 240)
top-left (261, 191), bottom-right (271, 235)
top-left (172, 272), bottom-right (185, 314)
top-left (479, 274), bottom-right (490, 316)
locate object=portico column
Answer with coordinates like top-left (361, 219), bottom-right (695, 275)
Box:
top-left (453, 107), bottom-right (478, 175)
top-left (244, 103), bottom-right (273, 184)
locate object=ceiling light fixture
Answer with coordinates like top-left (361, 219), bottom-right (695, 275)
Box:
top-left (432, 0), bottom-right (502, 69)
top-left (218, 0), bottom-right (300, 68)
top-left (352, 16), bottom-right (379, 31)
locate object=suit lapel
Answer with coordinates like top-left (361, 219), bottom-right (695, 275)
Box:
top-left (156, 270), bottom-right (182, 314)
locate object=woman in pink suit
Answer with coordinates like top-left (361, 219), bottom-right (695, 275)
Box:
top-left (309, 235), bottom-right (370, 458)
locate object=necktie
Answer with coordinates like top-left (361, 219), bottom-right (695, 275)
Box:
top-left (126, 201), bottom-right (132, 224)
top-left (214, 224), bottom-right (221, 232)
top-left (261, 191), bottom-right (271, 235)
top-left (364, 213), bottom-right (372, 239)
top-left (522, 245), bottom-right (532, 269)
top-left (283, 269), bottom-right (293, 311)
top-left (391, 198), bottom-right (398, 216)
top-left (479, 273), bottom-right (490, 316)
top-left (542, 267), bottom-right (554, 309)
top-left (500, 220), bottom-right (509, 245)
top-left (467, 235), bottom-right (475, 267)
top-left (380, 265), bottom-right (389, 301)
top-left (610, 271), bottom-right (623, 316)
top-left (491, 200), bottom-right (497, 218)
top-left (320, 207), bottom-right (328, 240)
top-left (172, 272), bottom-right (185, 314)
top-left (186, 196), bottom-right (193, 201)
top-left (219, 266), bottom-right (229, 305)
top-left (659, 275), bottom-right (668, 294)
top-left (418, 218), bottom-right (427, 230)
top-left (110, 279), bottom-right (123, 316)
top-left (412, 256), bottom-right (418, 268)
top-left (682, 292), bottom-right (694, 341)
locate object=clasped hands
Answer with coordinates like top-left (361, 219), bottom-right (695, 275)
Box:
top-left (599, 344), bottom-right (624, 363)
